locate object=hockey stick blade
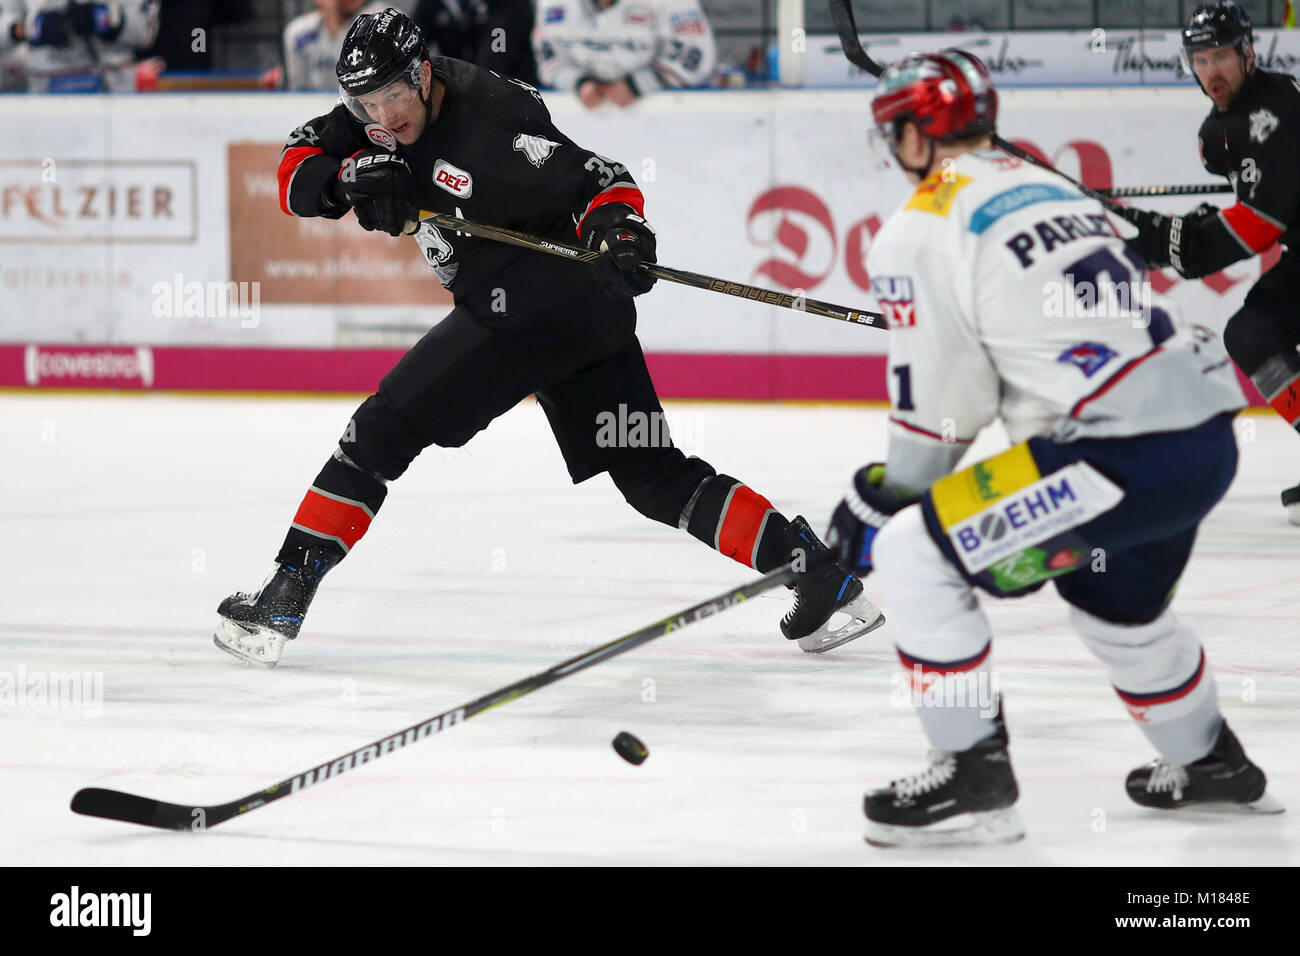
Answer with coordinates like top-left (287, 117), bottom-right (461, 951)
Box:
top-left (71, 555), bottom-right (827, 830)
top-left (409, 209), bottom-right (888, 330)
top-left (827, 0), bottom-right (884, 76)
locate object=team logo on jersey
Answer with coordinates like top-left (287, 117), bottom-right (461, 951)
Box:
top-left (905, 172), bottom-right (972, 217)
top-left (670, 11), bottom-right (705, 34)
top-left (624, 7), bottom-right (655, 24)
top-left (872, 276), bottom-right (916, 328)
top-left (1249, 108), bottom-right (1279, 144)
top-left (364, 123), bottom-right (396, 151)
top-left (414, 221), bottom-right (459, 287)
top-left (433, 160), bottom-right (473, 198)
top-left (513, 133), bottom-right (561, 168)
top-left (1056, 342), bottom-right (1117, 378)
top-left (286, 123), bottom-right (319, 147)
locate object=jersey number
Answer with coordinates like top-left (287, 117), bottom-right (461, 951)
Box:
top-left (1064, 246), bottom-right (1172, 346)
top-left (892, 365), bottom-right (914, 411)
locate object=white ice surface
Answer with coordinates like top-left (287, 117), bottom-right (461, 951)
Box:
top-left (2, 394), bottom-right (1297, 865)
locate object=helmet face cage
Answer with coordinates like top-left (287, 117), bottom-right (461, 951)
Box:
top-left (340, 56), bottom-right (425, 124)
top-left (336, 8), bottom-right (430, 124)
top-left (1179, 1), bottom-right (1253, 77)
top-left (871, 49), bottom-right (997, 154)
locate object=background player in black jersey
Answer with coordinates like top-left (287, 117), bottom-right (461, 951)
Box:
top-left (1122, 1), bottom-right (1300, 524)
top-left (214, 8), bottom-right (881, 667)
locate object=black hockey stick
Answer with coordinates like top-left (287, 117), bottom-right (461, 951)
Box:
top-left (411, 209), bottom-right (888, 331)
top-left (1098, 183), bottom-right (1232, 198)
top-left (70, 556), bottom-right (822, 830)
top-left (825, 0), bottom-right (1133, 218)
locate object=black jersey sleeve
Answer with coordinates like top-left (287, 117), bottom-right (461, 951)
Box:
top-left (276, 105), bottom-right (368, 219)
top-left (1179, 77), bottom-right (1300, 276)
top-left (1197, 114), bottom-right (1230, 177)
top-left (496, 75), bottom-right (648, 236)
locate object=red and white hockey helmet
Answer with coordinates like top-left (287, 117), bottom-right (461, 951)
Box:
top-left (871, 49), bottom-right (998, 152)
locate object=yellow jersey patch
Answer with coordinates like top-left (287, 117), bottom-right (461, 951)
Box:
top-left (904, 172), bottom-right (973, 218)
top-left (930, 442), bottom-right (1041, 530)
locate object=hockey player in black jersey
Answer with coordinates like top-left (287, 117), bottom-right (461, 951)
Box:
top-left (214, 8), bottom-right (882, 666)
top-left (1122, 1), bottom-right (1300, 524)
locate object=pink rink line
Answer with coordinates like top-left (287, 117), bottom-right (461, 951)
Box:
top-left (0, 344), bottom-right (1267, 405)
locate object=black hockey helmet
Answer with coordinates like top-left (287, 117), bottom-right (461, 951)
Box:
top-left (336, 7), bottom-right (431, 122)
top-left (1181, 2), bottom-right (1253, 78)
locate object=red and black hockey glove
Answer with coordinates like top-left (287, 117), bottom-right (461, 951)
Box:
top-left (335, 149), bottom-right (419, 238)
top-left (580, 203), bottom-right (658, 298)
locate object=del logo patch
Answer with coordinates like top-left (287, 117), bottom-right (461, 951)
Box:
top-left (432, 159), bottom-right (473, 198)
top-left (872, 275), bottom-right (916, 328)
top-left (544, 5), bottom-right (565, 21)
top-left (905, 172), bottom-right (971, 217)
top-left (670, 11), bottom-right (705, 33)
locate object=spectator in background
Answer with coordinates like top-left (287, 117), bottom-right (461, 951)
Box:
top-left (534, 0), bottom-right (715, 108)
top-left (279, 0), bottom-right (386, 89)
top-left (413, 0), bottom-right (538, 86)
top-left (135, 0), bottom-right (254, 73)
top-left (2, 1), bottom-right (159, 91)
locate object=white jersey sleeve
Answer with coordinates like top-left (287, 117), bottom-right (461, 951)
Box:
top-left (867, 191), bottom-right (1000, 496)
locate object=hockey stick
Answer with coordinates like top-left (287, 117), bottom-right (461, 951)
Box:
top-left (825, 0), bottom-right (1133, 218)
top-left (411, 209), bottom-right (888, 330)
top-left (1097, 183), bottom-right (1232, 198)
top-left (70, 556), bottom-right (821, 830)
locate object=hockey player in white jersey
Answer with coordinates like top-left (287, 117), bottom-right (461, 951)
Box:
top-left (11, 1), bottom-right (158, 92)
top-left (282, 0), bottom-right (387, 90)
top-left (532, 0), bottom-right (714, 108)
top-left (824, 50), bottom-right (1282, 847)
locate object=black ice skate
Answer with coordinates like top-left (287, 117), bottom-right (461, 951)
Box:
top-left (1282, 483), bottom-right (1300, 527)
top-left (864, 703), bottom-right (1025, 847)
top-left (213, 561), bottom-right (327, 668)
top-left (780, 516), bottom-right (884, 653)
top-left (1126, 721), bottom-right (1284, 814)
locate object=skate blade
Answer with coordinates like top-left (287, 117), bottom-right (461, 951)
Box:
top-left (213, 618), bottom-right (286, 669)
top-left (1143, 792), bottom-right (1286, 816)
top-left (1286, 502), bottom-right (1300, 527)
top-left (865, 807), bottom-right (1026, 848)
top-left (798, 596), bottom-right (886, 654)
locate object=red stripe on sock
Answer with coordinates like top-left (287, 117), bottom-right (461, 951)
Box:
top-left (1267, 372), bottom-right (1300, 426)
top-left (292, 489), bottom-right (372, 551)
top-left (716, 486), bottom-right (774, 569)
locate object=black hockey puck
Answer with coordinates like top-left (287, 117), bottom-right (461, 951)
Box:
top-left (612, 731), bottom-right (649, 765)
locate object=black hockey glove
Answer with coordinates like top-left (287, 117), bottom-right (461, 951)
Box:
top-left (1119, 203), bottom-right (1220, 277)
top-left (825, 463), bottom-right (914, 577)
top-left (1117, 205), bottom-right (1176, 270)
top-left (580, 203), bottom-right (657, 298)
top-left (336, 149), bottom-right (419, 238)
top-left (69, 3), bottom-right (125, 42)
top-left (27, 10), bottom-right (75, 47)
